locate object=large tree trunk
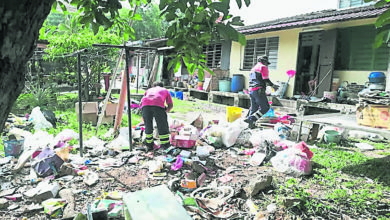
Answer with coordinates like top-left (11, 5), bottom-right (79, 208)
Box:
top-left (0, 0), bottom-right (54, 134)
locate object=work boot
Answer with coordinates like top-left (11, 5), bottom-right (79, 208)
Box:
top-left (161, 143), bottom-right (171, 150)
top-left (248, 121), bottom-right (256, 129)
top-left (245, 116), bottom-right (257, 129)
top-left (143, 141), bottom-right (154, 151)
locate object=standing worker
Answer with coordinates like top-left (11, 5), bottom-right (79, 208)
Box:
top-left (245, 56), bottom-right (278, 128)
top-left (141, 82), bottom-right (173, 151)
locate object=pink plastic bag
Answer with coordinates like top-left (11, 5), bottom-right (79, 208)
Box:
top-left (171, 155), bottom-right (183, 171)
top-left (270, 141), bottom-right (313, 176)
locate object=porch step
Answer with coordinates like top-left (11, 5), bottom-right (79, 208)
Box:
top-left (272, 106), bottom-right (297, 115)
top-left (277, 99), bottom-right (297, 108)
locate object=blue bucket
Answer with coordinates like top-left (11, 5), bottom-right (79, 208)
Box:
top-left (3, 139), bottom-right (24, 157)
top-left (231, 74), bottom-right (245, 93)
top-left (175, 91), bottom-right (183, 100)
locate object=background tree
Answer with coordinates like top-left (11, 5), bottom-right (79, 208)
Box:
top-left (132, 4), bottom-right (169, 40)
top-left (40, 11), bottom-right (123, 100)
top-left (0, 0), bottom-right (250, 134)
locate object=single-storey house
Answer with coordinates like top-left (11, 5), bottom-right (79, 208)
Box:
top-left (231, 1), bottom-right (389, 98)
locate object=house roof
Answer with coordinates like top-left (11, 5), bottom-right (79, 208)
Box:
top-left (238, 5), bottom-right (389, 35)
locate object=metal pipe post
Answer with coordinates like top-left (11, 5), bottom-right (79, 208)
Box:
top-left (136, 55), bottom-right (140, 94)
top-left (77, 53), bottom-right (84, 157)
top-left (125, 49), bottom-right (133, 151)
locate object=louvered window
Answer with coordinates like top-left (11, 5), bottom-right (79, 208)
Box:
top-left (140, 55), bottom-right (147, 68)
top-left (203, 43), bottom-right (222, 68)
top-left (338, 0), bottom-right (372, 8)
top-left (335, 25), bottom-right (389, 71)
top-left (242, 37), bottom-right (279, 70)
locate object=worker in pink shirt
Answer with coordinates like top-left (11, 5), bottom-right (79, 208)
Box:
top-left (245, 56), bottom-right (278, 129)
top-left (141, 82), bottom-right (173, 151)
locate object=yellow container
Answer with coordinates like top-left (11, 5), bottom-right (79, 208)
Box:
top-left (226, 106), bottom-right (243, 122)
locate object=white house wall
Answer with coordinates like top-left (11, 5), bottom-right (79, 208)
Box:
top-left (230, 29), bottom-right (300, 98)
top-left (229, 17), bottom-right (387, 97)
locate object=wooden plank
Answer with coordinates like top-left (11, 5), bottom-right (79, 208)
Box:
top-left (203, 77), bottom-right (211, 92)
top-left (123, 185), bottom-right (192, 220)
top-left (96, 50), bottom-right (124, 132)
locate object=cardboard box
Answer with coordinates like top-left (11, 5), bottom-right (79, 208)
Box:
top-left (105, 102), bottom-right (118, 116)
top-left (75, 102), bottom-right (98, 114)
top-left (75, 102), bottom-right (98, 125)
top-left (356, 104), bottom-right (390, 130)
top-left (101, 115), bottom-right (114, 125)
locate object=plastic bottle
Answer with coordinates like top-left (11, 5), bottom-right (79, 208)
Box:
top-left (31, 178), bottom-right (42, 184)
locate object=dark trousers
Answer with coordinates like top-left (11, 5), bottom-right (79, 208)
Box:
top-left (142, 106), bottom-right (170, 146)
top-left (249, 89), bottom-right (270, 120)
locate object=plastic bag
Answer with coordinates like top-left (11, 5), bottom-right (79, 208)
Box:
top-left (249, 129), bottom-right (280, 148)
top-left (221, 119), bottom-right (247, 148)
top-left (30, 107), bottom-right (53, 130)
top-left (191, 114), bottom-right (204, 130)
top-left (263, 108), bottom-right (275, 118)
top-left (107, 127), bottom-right (133, 151)
top-left (270, 142), bottom-right (313, 176)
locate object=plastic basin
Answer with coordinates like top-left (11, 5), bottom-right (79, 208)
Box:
top-left (324, 130), bottom-right (341, 144)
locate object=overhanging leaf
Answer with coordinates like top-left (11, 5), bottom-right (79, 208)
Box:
top-left (244, 0), bottom-right (250, 7)
top-left (197, 66), bottom-right (205, 81)
top-left (91, 22), bottom-right (99, 35)
top-left (374, 0), bottom-right (389, 7)
top-left (375, 8), bottom-right (390, 27)
top-left (174, 59), bottom-right (181, 73)
top-left (238, 33), bottom-right (247, 46)
top-left (236, 0), bottom-right (242, 9)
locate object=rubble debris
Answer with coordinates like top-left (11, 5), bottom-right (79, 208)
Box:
top-left (83, 171), bottom-right (99, 186)
top-left (0, 188), bottom-right (16, 197)
top-left (25, 181), bottom-right (59, 202)
top-left (249, 152), bottom-right (266, 166)
top-left (0, 198), bottom-right (9, 209)
top-left (59, 189), bottom-right (76, 219)
top-left (244, 175), bottom-right (273, 197)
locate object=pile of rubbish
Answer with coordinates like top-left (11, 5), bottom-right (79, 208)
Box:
top-left (0, 107), bottom-right (319, 219)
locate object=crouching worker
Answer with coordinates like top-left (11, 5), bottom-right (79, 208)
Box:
top-left (245, 56), bottom-right (278, 129)
top-left (141, 82), bottom-right (173, 151)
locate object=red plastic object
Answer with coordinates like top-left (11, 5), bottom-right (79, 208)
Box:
top-left (171, 135), bottom-right (196, 149)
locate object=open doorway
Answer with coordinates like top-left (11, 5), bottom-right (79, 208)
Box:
top-left (294, 31), bottom-right (322, 96)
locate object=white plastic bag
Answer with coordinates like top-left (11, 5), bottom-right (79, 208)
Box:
top-left (53, 129), bottom-right (79, 144)
top-left (221, 119), bottom-right (247, 148)
top-left (249, 129), bottom-right (280, 148)
top-left (107, 127), bottom-right (133, 150)
top-left (270, 148), bottom-right (312, 176)
top-left (29, 107), bottom-right (53, 130)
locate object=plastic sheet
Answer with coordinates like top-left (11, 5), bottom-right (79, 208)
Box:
top-left (221, 119), bottom-right (247, 148)
top-left (270, 142), bottom-right (313, 176)
top-left (30, 107), bottom-right (53, 130)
